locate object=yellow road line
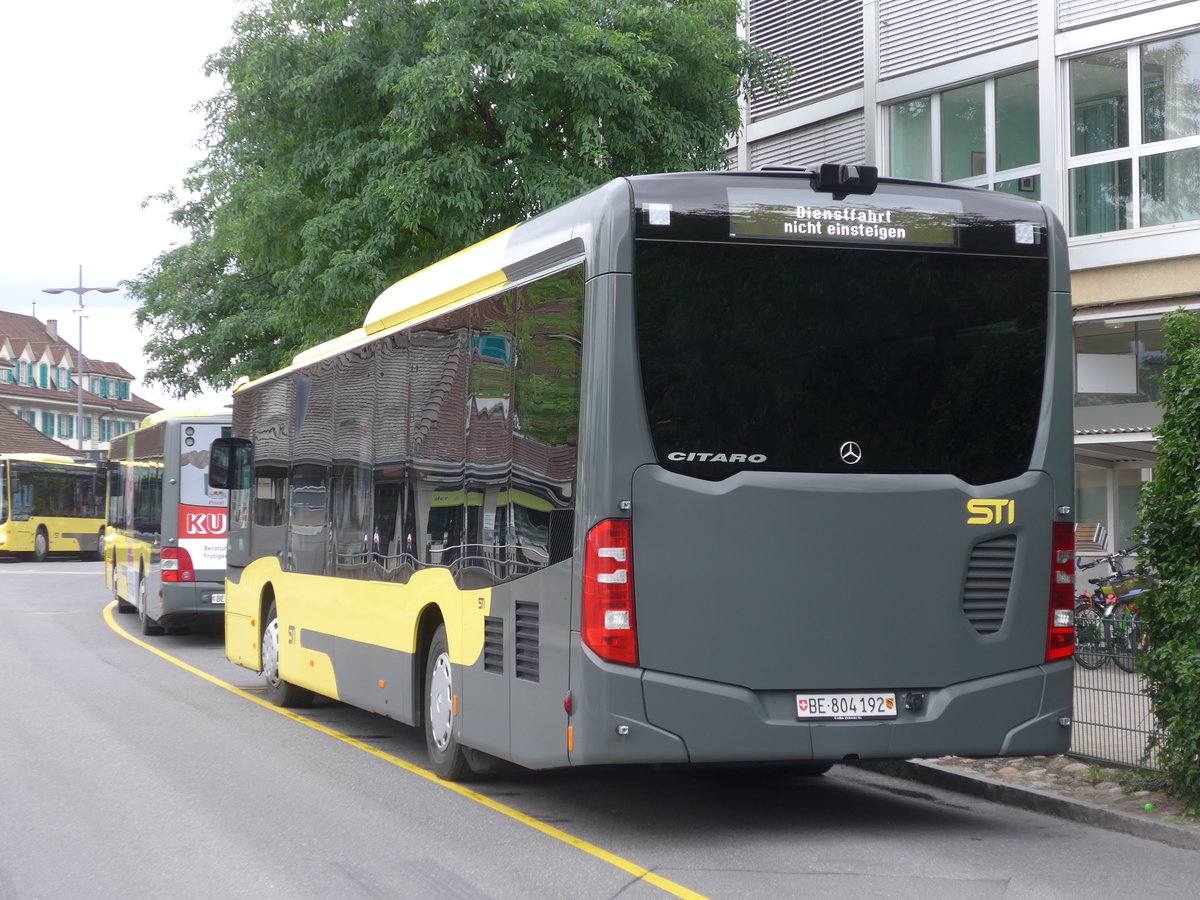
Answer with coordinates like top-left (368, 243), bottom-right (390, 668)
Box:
top-left (102, 601), bottom-right (707, 900)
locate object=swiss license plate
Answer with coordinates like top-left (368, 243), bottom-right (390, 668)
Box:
top-left (210, 593), bottom-right (226, 605)
top-left (796, 692), bottom-right (897, 720)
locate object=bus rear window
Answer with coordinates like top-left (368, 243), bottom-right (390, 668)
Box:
top-left (634, 241), bottom-right (1049, 485)
top-left (181, 424), bottom-right (230, 506)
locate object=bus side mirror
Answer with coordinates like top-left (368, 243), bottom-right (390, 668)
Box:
top-left (209, 437), bottom-right (250, 490)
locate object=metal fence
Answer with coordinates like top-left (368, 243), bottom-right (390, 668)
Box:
top-left (1070, 652), bottom-right (1160, 770)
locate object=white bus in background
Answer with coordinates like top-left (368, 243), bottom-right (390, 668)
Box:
top-left (106, 410), bottom-right (231, 635)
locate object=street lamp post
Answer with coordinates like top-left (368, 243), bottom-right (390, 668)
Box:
top-left (43, 266), bottom-right (119, 453)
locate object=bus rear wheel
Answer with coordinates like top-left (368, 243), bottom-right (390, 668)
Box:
top-left (138, 573), bottom-right (165, 636)
top-left (114, 569), bottom-right (135, 614)
top-left (424, 624), bottom-right (470, 781)
top-left (33, 528), bottom-right (49, 563)
top-left (262, 603), bottom-right (314, 708)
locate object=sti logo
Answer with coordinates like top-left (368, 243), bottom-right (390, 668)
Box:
top-left (966, 499), bottom-right (1015, 526)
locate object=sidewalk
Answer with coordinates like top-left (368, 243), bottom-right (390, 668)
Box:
top-left (864, 755), bottom-right (1200, 852)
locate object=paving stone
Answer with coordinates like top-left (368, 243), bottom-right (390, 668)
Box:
top-left (930, 754), bottom-right (1197, 829)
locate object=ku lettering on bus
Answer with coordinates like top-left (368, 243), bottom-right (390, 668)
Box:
top-left (179, 505), bottom-right (229, 567)
top-left (183, 510), bottom-right (228, 536)
top-left (966, 498), bottom-right (1015, 525)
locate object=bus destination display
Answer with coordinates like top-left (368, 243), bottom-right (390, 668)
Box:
top-left (728, 188), bottom-right (961, 247)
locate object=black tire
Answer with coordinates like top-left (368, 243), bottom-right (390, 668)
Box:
top-left (137, 572), bottom-right (165, 636)
top-left (114, 568), bottom-right (135, 613)
top-left (1113, 605), bottom-right (1144, 674)
top-left (262, 603), bottom-right (314, 708)
top-left (33, 528), bottom-right (50, 563)
top-left (1074, 602), bottom-right (1108, 670)
top-left (424, 624), bottom-right (471, 781)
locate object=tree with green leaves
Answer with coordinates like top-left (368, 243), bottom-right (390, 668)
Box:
top-left (126, 0), bottom-right (769, 397)
top-left (1134, 309), bottom-right (1200, 813)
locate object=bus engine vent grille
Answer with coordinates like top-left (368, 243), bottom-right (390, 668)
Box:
top-left (484, 616), bottom-right (504, 674)
top-left (962, 534), bottom-right (1017, 634)
top-left (515, 601), bottom-right (540, 682)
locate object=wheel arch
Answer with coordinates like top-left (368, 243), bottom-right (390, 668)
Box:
top-left (413, 603), bottom-right (446, 728)
top-left (258, 582), bottom-right (277, 668)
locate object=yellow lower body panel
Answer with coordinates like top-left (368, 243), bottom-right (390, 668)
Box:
top-left (225, 556), bottom-right (492, 701)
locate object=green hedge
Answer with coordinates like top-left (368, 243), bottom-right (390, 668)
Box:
top-left (1134, 310), bottom-right (1200, 814)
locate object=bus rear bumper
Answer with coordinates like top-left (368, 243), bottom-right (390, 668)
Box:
top-left (156, 579), bottom-right (227, 628)
top-left (636, 660), bottom-right (1073, 763)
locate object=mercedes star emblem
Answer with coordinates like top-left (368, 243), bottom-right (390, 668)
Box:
top-left (839, 441), bottom-right (863, 465)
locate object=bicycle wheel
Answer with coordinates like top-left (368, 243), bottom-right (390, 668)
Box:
top-left (1113, 604), bottom-right (1144, 674)
top-left (1074, 602), bottom-right (1108, 669)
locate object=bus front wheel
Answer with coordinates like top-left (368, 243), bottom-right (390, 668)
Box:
top-left (424, 624), bottom-right (471, 781)
top-left (262, 603), bottom-right (314, 708)
top-left (33, 528), bottom-right (49, 562)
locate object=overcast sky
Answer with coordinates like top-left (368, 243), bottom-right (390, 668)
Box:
top-left (0, 1), bottom-right (246, 409)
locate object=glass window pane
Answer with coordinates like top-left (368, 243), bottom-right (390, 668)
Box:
top-left (1137, 322), bottom-right (1167, 404)
top-left (1075, 322), bottom-right (1136, 403)
top-left (891, 97), bottom-right (932, 180)
top-left (1075, 469), bottom-right (1109, 539)
top-left (1071, 51), bottom-right (1129, 154)
top-left (1140, 147), bottom-right (1200, 227)
top-left (1070, 159), bottom-right (1132, 235)
top-left (941, 82), bottom-right (986, 181)
top-left (1116, 469), bottom-right (1144, 551)
top-left (995, 175), bottom-right (1040, 200)
top-left (1142, 33), bottom-right (1200, 143)
top-left (996, 69), bottom-right (1039, 171)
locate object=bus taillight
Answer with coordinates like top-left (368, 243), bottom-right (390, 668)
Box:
top-left (162, 546), bottom-right (196, 583)
top-left (583, 519), bottom-right (638, 666)
top-left (1046, 522), bottom-right (1075, 662)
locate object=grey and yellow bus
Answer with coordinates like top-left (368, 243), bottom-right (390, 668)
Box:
top-left (210, 167), bottom-right (1075, 779)
top-left (0, 454), bottom-right (105, 561)
top-left (107, 410), bottom-right (231, 634)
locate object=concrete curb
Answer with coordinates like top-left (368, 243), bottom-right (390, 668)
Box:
top-left (860, 759), bottom-right (1200, 852)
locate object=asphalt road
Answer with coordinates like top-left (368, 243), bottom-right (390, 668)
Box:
top-left (3, 558), bottom-right (1199, 899)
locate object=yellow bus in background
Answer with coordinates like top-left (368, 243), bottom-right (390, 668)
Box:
top-left (0, 453), bottom-right (105, 561)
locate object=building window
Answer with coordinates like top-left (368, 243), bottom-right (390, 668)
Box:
top-left (42, 411), bottom-right (55, 438)
top-left (1069, 32), bottom-right (1200, 236)
top-left (1075, 466), bottom-right (1147, 556)
top-left (1074, 319), bottom-right (1167, 406)
top-left (889, 69), bottom-right (1040, 197)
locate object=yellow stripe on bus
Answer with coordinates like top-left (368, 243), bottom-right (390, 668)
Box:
top-left (101, 601), bottom-right (707, 900)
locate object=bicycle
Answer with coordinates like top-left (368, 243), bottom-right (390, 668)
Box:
top-left (1074, 548), bottom-right (1149, 672)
